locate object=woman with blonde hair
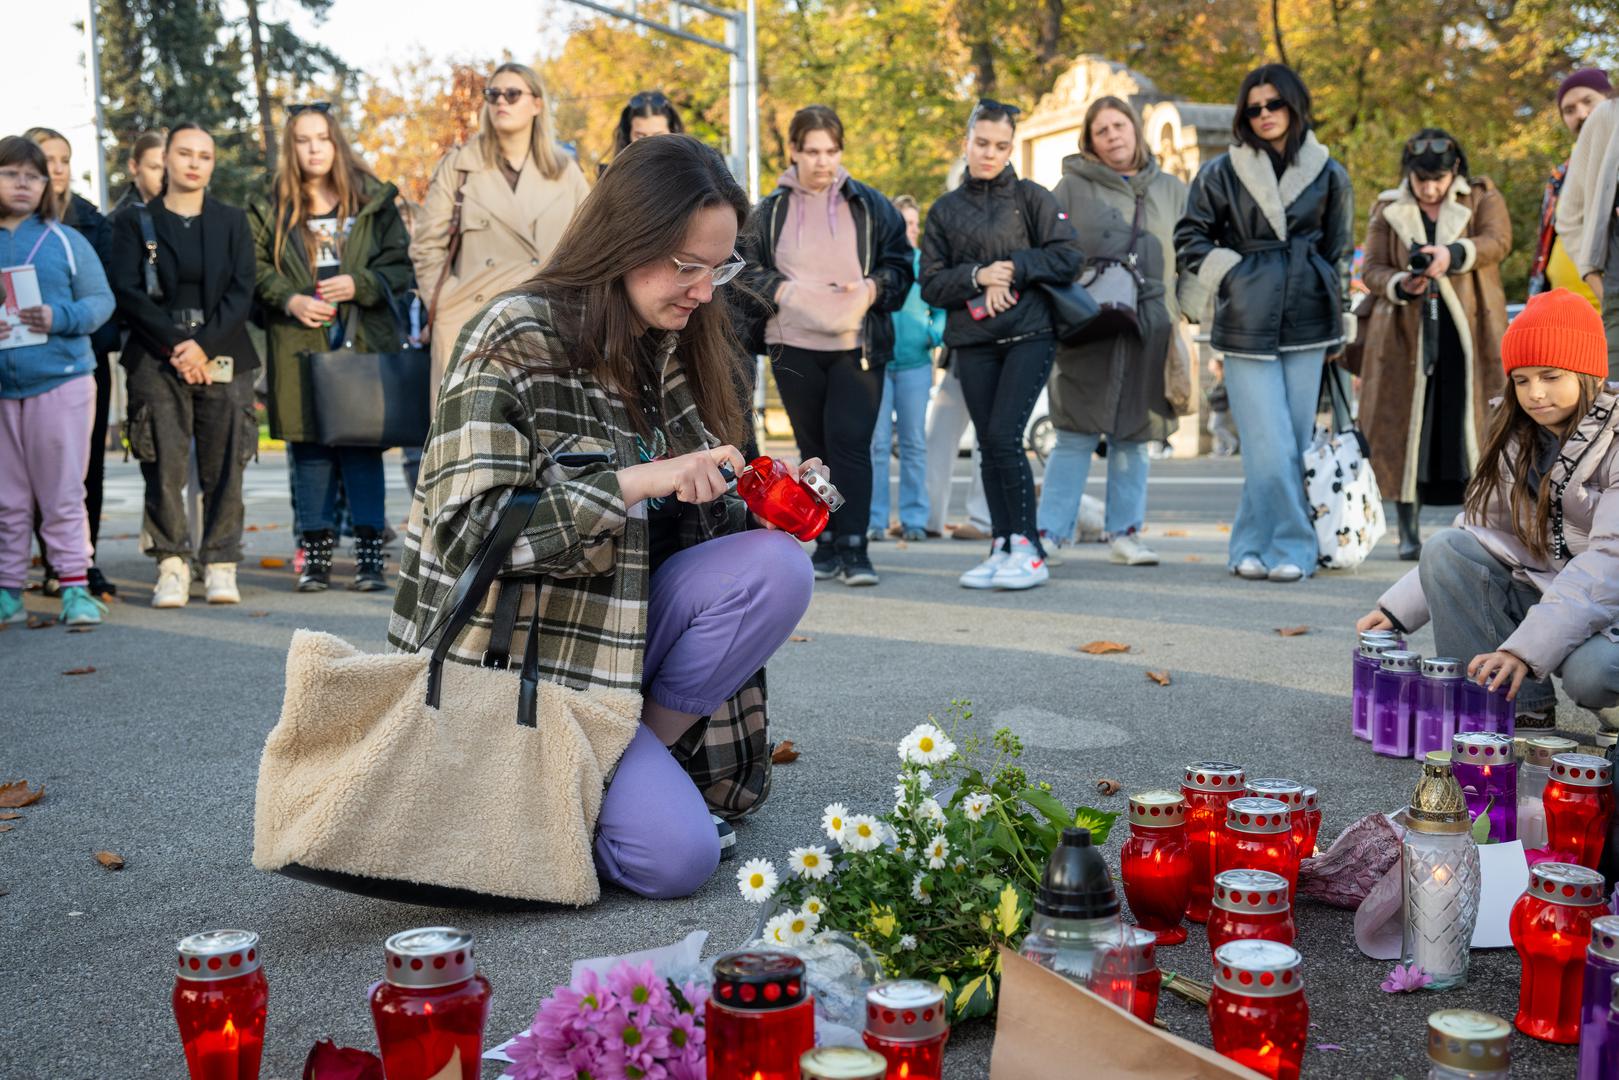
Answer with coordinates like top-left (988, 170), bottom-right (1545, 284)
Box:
top-left (411, 62), bottom-right (591, 401)
top-left (248, 102), bottom-right (414, 592)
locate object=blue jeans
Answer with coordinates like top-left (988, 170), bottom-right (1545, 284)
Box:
top-left (1037, 431), bottom-right (1150, 540)
top-left (869, 364), bottom-right (932, 532)
top-left (288, 441), bottom-right (387, 535)
top-left (1221, 348), bottom-right (1325, 573)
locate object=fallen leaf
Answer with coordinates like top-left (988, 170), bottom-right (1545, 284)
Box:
top-left (789, 635), bottom-right (812, 643)
top-left (0, 823), bottom-right (13, 832)
top-left (0, 812), bottom-right (20, 820)
top-left (1275, 626), bottom-right (1311, 637)
top-left (1217, 523), bottom-right (1231, 533)
top-left (1184, 554), bottom-right (1203, 563)
top-left (1095, 778), bottom-right (1121, 796)
top-left (62, 666), bottom-right (96, 677)
top-left (1146, 670), bottom-right (1172, 686)
top-left (1163, 529), bottom-right (1188, 538)
top-left (771, 740), bottom-right (800, 764)
top-left (245, 524), bottom-right (260, 532)
top-left (259, 557), bottom-right (286, 569)
top-left (1077, 641), bottom-right (1131, 655)
top-left (0, 782), bottom-right (44, 808)
top-left (895, 540), bottom-right (910, 550)
top-left (0, 887), bottom-right (8, 897)
top-left (26, 615), bottom-right (56, 629)
top-left (247, 610), bottom-right (271, 618)
top-left (94, 851), bottom-right (125, 870)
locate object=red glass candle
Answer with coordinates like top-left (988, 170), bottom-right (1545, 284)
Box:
top-left (735, 457), bottom-right (832, 541)
top-left (1544, 753), bottom-right (1615, 870)
top-left (1216, 797), bottom-right (1300, 895)
top-left (1120, 790), bottom-right (1193, 946)
top-left (1299, 787), bottom-right (1322, 856)
top-left (707, 951), bottom-right (816, 1080)
top-left (172, 930), bottom-right (268, 1080)
top-left (1207, 870), bottom-right (1295, 955)
top-left (1120, 926), bottom-right (1162, 1025)
top-left (1244, 779), bottom-right (1308, 858)
top-left (862, 979), bottom-right (948, 1080)
top-left (1181, 761), bottom-right (1246, 923)
top-left (1510, 862), bottom-right (1606, 1044)
top-left (369, 927), bottom-right (491, 1080)
top-left (1209, 940), bottom-right (1308, 1079)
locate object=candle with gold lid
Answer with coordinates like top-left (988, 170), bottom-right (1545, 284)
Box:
top-left (1426, 1009), bottom-right (1511, 1078)
top-left (1402, 756), bottom-right (1482, 989)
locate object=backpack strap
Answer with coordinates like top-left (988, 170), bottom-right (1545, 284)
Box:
top-left (48, 223), bottom-right (77, 278)
top-left (136, 207), bottom-right (163, 302)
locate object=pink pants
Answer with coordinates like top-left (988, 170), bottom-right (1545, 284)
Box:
top-left (0, 376), bottom-right (94, 589)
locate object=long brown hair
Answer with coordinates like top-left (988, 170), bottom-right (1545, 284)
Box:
top-left (479, 63), bottom-right (568, 181)
top-left (270, 107), bottom-right (378, 274)
top-left (519, 133), bottom-right (751, 446)
top-left (1081, 96), bottom-right (1150, 173)
top-left (1463, 372), bottom-right (1604, 561)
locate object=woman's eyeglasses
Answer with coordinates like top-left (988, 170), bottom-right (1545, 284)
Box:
top-left (287, 102), bottom-right (332, 117)
top-left (671, 252), bottom-right (746, 288)
top-left (484, 88), bottom-right (535, 105)
top-left (1406, 137), bottom-right (1455, 155)
top-left (630, 91), bottom-right (670, 110)
top-left (0, 169), bottom-right (47, 187)
top-left (1243, 98), bottom-right (1288, 119)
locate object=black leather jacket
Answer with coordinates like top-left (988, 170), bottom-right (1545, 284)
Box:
top-left (1174, 134), bottom-right (1353, 358)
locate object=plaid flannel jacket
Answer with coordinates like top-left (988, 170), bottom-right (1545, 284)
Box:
top-left (387, 290), bottom-right (750, 690)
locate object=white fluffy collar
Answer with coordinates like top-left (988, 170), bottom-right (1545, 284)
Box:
top-left (1227, 131), bottom-right (1331, 241)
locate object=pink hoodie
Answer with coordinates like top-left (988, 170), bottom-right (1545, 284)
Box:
top-left (764, 166), bottom-right (873, 352)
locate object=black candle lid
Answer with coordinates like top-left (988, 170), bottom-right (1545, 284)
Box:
top-left (1034, 827), bottom-right (1118, 919)
top-left (711, 950), bottom-right (808, 1011)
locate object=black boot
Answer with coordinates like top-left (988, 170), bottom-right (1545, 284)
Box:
top-left (297, 530), bottom-right (336, 592)
top-left (351, 527), bottom-right (389, 592)
top-left (836, 534), bottom-right (879, 587)
top-left (811, 535), bottom-right (842, 580)
top-left (1396, 502), bottom-right (1421, 561)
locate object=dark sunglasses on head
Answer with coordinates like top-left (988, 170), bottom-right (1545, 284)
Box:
top-left (1243, 98), bottom-right (1288, 119)
top-left (484, 87), bottom-right (534, 105)
top-left (629, 90), bottom-right (669, 110)
top-left (1406, 137), bottom-right (1455, 156)
top-left (977, 98), bottom-right (1022, 117)
top-left (287, 101), bottom-right (332, 117)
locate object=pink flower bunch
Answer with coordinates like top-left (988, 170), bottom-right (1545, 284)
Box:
top-left (1379, 962), bottom-right (1432, 993)
top-left (506, 961), bottom-right (709, 1080)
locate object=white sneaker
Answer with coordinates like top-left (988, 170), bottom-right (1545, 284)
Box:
top-left (1233, 556), bottom-right (1267, 580)
top-left (1109, 533), bottom-right (1159, 566)
top-left (1077, 495), bottom-right (1105, 542)
top-left (1037, 530), bottom-right (1066, 567)
top-left (991, 534), bottom-right (1050, 591)
top-left (152, 556), bottom-right (192, 609)
top-left (1267, 563), bottom-right (1304, 583)
top-left (959, 543), bottom-right (1010, 589)
top-left (205, 563), bottom-right (240, 604)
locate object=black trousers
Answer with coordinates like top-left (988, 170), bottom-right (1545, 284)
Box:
top-left (954, 335), bottom-right (1055, 548)
top-left (769, 344), bottom-right (884, 540)
top-left (124, 358), bottom-right (256, 563)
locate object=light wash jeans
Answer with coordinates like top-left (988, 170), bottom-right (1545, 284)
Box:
top-left (1221, 347), bottom-right (1326, 573)
top-left (869, 364), bottom-right (933, 533)
top-left (1036, 431), bottom-right (1149, 541)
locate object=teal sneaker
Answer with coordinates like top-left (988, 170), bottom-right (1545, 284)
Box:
top-left (0, 589), bottom-right (22, 625)
top-left (60, 586), bottom-right (107, 627)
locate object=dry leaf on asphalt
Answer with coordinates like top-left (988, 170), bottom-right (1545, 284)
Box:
top-left (1077, 641), bottom-right (1131, 655)
top-left (94, 851), bottom-right (125, 871)
top-left (1217, 523), bottom-right (1232, 533)
top-left (1095, 778), bottom-right (1122, 796)
top-left (62, 666), bottom-right (96, 677)
top-left (1146, 670), bottom-right (1172, 686)
top-left (0, 782), bottom-right (45, 808)
top-left (247, 611), bottom-right (271, 618)
top-left (259, 557), bottom-right (286, 569)
top-left (0, 823), bottom-right (13, 832)
top-left (771, 740), bottom-right (800, 764)
top-left (1275, 626), bottom-right (1311, 637)
top-left (26, 616), bottom-right (56, 629)
top-left (1185, 554), bottom-right (1204, 563)
top-left (0, 812), bottom-right (20, 820)
top-left (1163, 529), bottom-right (1188, 538)
top-left (789, 635), bottom-right (812, 643)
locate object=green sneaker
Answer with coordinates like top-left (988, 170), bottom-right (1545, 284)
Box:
top-left (60, 586), bottom-right (107, 627)
top-left (0, 589), bottom-right (22, 625)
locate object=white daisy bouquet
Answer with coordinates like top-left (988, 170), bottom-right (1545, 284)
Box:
top-left (736, 701), bottom-right (1117, 1021)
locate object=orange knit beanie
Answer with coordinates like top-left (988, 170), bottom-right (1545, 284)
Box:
top-left (1500, 288), bottom-right (1607, 378)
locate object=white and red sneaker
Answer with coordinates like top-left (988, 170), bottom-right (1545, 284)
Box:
top-left (991, 534), bottom-right (1050, 591)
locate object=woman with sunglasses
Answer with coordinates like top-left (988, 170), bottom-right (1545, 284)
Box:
top-left (1175, 63), bottom-right (1353, 582)
top-left (390, 134), bottom-right (815, 899)
top-left (600, 90), bottom-right (685, 178)
top-left (249, 103), bottom-right (415, 592)
top-left (411, 62), bottom-right (590, 405)
top-left (1357, 130), bottom-right (1511, 561)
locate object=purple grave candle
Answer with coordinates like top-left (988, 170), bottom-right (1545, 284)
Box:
top-left (1353, 632), bottom-right (1400, 742)
top-left (1372, 650), bottom-right (1422, 758)
top-left (1458, 676), bottom-right (1515, 739)
top-left (1452, 732), bottom-right (1517, 843)
top-left (1415, 658), bottom-right (1464, 760)
top-left (1578, 915), bottom-right (1619, 1079)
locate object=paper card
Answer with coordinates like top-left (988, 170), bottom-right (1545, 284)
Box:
top-left (1353, 840), bottom-right (1528, 960)
top-left (0, 264), bottom-right (45, 350)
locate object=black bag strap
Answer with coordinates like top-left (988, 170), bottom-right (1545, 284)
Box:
top-left (481, 579), bottom-right (525, 670)
top-left (1123, 194), bottom-right (1145, 269)
top-left (137, 207), bottom-right (163, 302)
top-left (331, 275), bottom-right (415, 351)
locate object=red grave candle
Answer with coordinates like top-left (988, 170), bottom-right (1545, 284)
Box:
top-left (862, 979), bottom-right (948, 1080)
top-left (1244, 779), bottom-right (1308, 858)
top-left (735, 457), bottom-right (834, 541)
top-left (1121, 927), bottom-right (1162, 1025)
top-left (369, 927), bottom-right (492, 1080)
top-left (1510, 862), bottom-right (1607, 1044)
top-left (1217, 797), bottom-right (1301, 895)
top-left (1209, 940), bottom-right (1308, 1079)
top-left (1120, 790), bottom-right (1193, 946)
top-left (1207, 869), bottom-right (1295, 956)
top-left (1299, 787), bottom-right (1322, 856)
top-left (707, 951), bottom-right (816, 1080)
top-left (1543, 753), bottom-right (1615, 870)
top-left (172, 930), bottom-right (268, 1080)
top-left (1181, 761), bottom-right (1246, 923)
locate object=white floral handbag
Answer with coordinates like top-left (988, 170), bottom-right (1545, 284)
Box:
top-left (1305, 368), bottom-right (1387, 570)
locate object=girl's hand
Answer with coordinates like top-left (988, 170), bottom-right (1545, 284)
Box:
top-left (1355, 609), bottom-right (1393, 634)
top-left (316, 274), bottom-right (356, 304)
top-left (618, 445), bottom-right (746, 507)
top-left (1469, 650), bottom-right (1530, 700)
top-left (288, 294), bottom-right (337, 328)
top-left (984, 284), bottom-right (1018, 316)
top-left (17, 305), bottom-right (52, 334)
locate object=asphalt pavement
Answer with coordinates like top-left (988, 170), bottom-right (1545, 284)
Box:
top-left (0, 448), bottom-right (1596, 1079)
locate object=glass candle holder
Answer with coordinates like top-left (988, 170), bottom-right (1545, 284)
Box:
top-left (1209, 940), bottom-right (1308, 1080)
top-left (1510, 862), bottom-right (1607, 1044)
top-left (862, 979), bottom-right (948, 1080)
top-left (1416, 658), bottom-right (1464, 760)
top-left (1603, 974), bottom-right (1619, 1080)
top-left (1545, 754), bottom-right (1616, 870)
top-left (1207, 869), bottom-right (1294, 955)
top-left (172, 930), bottom-right (268, 1080)
top-left (1519, 737), bottom-right (1579, 852)
top-left (1459, 677), bottom-right (1515, 738)
top-left (1182, 761), bottom-right (1246, 923)
top-left (1300, 787), bottom-right (1323, 857)
top-left (369, 927), bottom-right (491, 1080)
top-left (1373, 650), bottom-right (1423, 758)
top-left (1354, 633), bottom-right (1400, 741)
top-left (1245, 778), bottom-right (1308, 858)
top-left (800, 1047), bottom-right (888, 1080)
top-left (1120, 790), bottom-right (1192, 946)
top-left (1217, 797), bottom-right (1300, 895)
top-left (1124, 927), bottom-right (1162, 1026)
top-left (707, 951), bottom-right (816, 1080)
top-left (1453, 732), bottom-right (1518, 844)
top-left (735, 456), bottom-right (834, 541)
top-left (1402, 758), bottom-right (1482, 990)
top-left (1577, 915), bottom-right (1619, 1080)
top-left (1426, 1009), bottom-right (1512, 1078)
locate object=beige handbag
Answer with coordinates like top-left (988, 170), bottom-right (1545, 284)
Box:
top-left (1165, 327), bottom-right (1196, 418)
top-left (252, 490), bottom-right (642, 905)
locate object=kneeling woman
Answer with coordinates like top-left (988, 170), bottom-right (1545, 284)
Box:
top-left (1358, 289), bottom-right (1619, 736)
top-left (389, 135), bottom-right (815, 898)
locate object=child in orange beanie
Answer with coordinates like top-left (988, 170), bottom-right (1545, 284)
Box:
top-left (1358, 288), bottom-right (1618, 737)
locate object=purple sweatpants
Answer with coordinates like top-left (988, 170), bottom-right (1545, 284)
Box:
top-left (594, 528), bottom-right (813, 898)
top-left (0, 376), bottom-right (94, 590)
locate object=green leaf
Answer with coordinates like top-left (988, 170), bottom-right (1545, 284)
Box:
top-left (995, 884), bottom-right (1023, 937)
top-left (1470, 798), bottom-right (1495, 845)
top-left (1072, 806), bottom-right (1120, 845)
top-left (1019, 787), bottom-right (1074, 830)
top-left (954, 972), bottom-right (993, 1014)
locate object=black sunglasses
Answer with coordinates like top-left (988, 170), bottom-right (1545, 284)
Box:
top-left (483, 88), bottom-right (535, 105)
top-left (629, 90), bottom-right (670, 111)
top-left (1243, 98), bottom-right (1288, 120)
top-left (977, 98), bottom-right (1022, 117)
top-left (287, 102), bottom-right (332, 117)
top-left (1406, 137), bottom-right (1455, 156)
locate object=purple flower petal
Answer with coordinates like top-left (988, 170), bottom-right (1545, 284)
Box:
top-left (1315, 1043), bottom-right (1345, 1051)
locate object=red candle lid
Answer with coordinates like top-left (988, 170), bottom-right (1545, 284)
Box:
top-left (1589, 915), bottom-right (1619, 963)
top-left (1224, 796), bottom-right (1291, 835)
top-left (1550, 753), bottom-right (1613, 789)
top-left (865, 978), bottom-right (947, 1042)
top-left (1526, 863), bottom-right (1605, 907)
top-left (712, 950), bottom-right (808, 1011)
top-left (176, 929), bottom-right (261, 982)
top-left (1244, 778), bottom-right (1305, 810)
top-left (383, 926), bottom-right (477, 990)
top-left (1212, 939), bottom-right (1303, 998)
top-left (1182, 761), bottom-right (1245, 793)
top-left (1212, 869), bottom-right (1290, 914)
top-left (1452, 732), bottom-right (1512, 764)
top-left (1128, 790), bottom-right (1187, 828)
